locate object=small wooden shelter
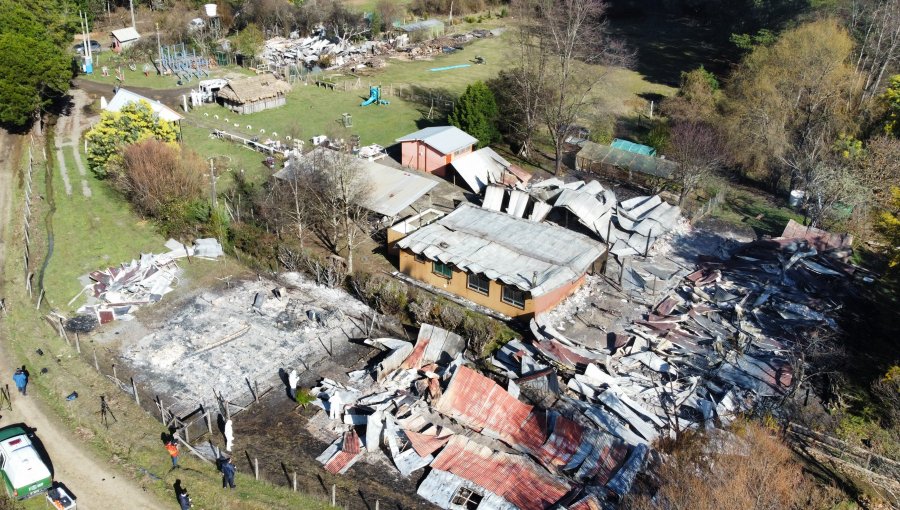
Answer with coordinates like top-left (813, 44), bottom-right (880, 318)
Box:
top-left (217, 75), bottom-right (291, 114)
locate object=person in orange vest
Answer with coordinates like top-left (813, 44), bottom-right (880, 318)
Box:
top-left (166, 440), bottom-right (179, 468)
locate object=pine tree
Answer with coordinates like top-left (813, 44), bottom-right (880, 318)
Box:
top-left (449, 81), bottom-right (499, 148)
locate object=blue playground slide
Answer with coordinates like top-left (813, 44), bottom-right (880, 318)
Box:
top-left (361, 86), bottom-right (389, 106)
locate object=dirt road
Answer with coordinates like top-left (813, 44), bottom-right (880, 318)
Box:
top-left (0, 129), bottom-right (164, 509)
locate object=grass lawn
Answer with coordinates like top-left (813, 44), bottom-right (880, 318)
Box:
top-left (182, 31), bottom-right (674, 161)
top-left (42, 145), bottom-right (165, 312)
top-left (711, 187), bottom-right (806, 238)
top-left (186, 83), bottom-right (428, 149)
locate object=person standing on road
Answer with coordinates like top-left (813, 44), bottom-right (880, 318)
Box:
top-left (221, 456), bottom-right (236, 489)
top-left (12, 368), bottom-right (26, 396)
top-left (166, 440), bottom-right (179, 468)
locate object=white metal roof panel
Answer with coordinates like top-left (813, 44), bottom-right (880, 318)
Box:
top-left (361, 160), bottom-right (438, 217)
top-left (111, 27), bottom-right (140, 42)
top-left (450, 147), bottom-right (511, 193)
top-left (104, 88), bottom-right (184, 122)
top-left (482, 186), bottom-right (504, 211)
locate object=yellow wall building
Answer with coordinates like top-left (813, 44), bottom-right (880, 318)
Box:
top-left (390, 204), bottom-right (605, 319)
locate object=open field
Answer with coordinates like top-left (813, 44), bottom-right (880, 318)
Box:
top-left (181, 31), bottom-right (674, 165)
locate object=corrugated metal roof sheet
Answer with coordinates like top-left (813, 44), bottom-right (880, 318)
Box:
top-left (396, 126), bottom-right (478, 155)
top-left (418, 468), bottom-right (518, 510)
top-left (435, 366), bottom-right (546, 450)
top-left (450, 147), bottom-right (525, 193)
top-left (431, 436), bottom-right (571, 510)
top-left (404, 429), bottom-right (452, 457)
top-left (276, 147), bottom-right (437, 217)
top-left (396, 203), bottom-right (604, 296)
top-left (111, 27), bottom-right (140, 42)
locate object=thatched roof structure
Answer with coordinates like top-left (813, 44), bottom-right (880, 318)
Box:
top-left (218, 75), bottom-right (291, 104)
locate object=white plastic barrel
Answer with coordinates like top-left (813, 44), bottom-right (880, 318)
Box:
top-left (204, 3), bottom-right (217, 17)
top-left (789, 189), bottom-right (805, 208)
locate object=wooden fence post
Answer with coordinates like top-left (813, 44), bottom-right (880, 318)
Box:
top-left (332, 484), bottom-right (336, 507)
top-left (74, 333), bottom-right (81, 353)
top-left (254, 457), bottom-right (259, 480)
top-left (112, 364), bottom-right (118, 385)
top-left (131, 377), bottom-right (140, 406)
top-left (93, 349), bottom-right (100, 372)
top-left (293, 471), bottom-right (297, 491)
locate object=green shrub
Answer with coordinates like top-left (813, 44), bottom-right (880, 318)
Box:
top-left (294, 388), bottom-right (315, 408)
top-left (229, 221), bottom-right (278, 267)
top-left (464, 15), bottom-right (477, 23)
top-left (499, 7), bottom-right (508, 17)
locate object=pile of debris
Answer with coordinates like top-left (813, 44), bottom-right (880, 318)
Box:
top-left (262, 31), bottom-right (404, 71)
top-left (307, 324), bottom-right (648, 509)
top-left (524, 233), bottom-right (860, 452)
top-left (66, 238), bottom-right (222, 328)
top-left (483, 178), bottom-right (682, 258)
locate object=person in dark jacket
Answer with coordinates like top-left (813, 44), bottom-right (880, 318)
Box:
top-left (177, 487), bottom-right (191, 509)
top-left (221, 456), bottom-right (236, 489)
top-left (12, 369), bottom-right (27, 396)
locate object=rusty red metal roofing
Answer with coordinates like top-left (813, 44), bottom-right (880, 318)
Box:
top-left (532, 339), bottom-right (596, 369)
top-left (431, 436), bottom-right (570, 510)
top-left (401, 334), bottom-right (429, 369)
top-left (342, 429), bottom-right (360, 454)
top-left (324, 450), bottom-right (357, 474)
top-left (654, 295), bottom-right (679, 316)
top-left (568, 494), bottom-right (603, 510)
top-left (404, 430), bottom-right (452, 457)
top-left (534, 415), bottom-right (583, 468)
top-left (780, 219), bottom-right (852, 251)
top-left (434, 366), bottom-right (546, 450)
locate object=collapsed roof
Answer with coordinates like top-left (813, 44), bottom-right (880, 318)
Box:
top-left (396, 203), bottom-right (606, 296)
top-left (450, 147), bottom-right (531, 193)
top-left (274, 146), bottom-right (438, 218)
top-left (310, 324), bottom-right (647, 510)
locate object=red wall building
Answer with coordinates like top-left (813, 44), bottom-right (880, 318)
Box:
top-left (396, 126), bottom-right (477, 178)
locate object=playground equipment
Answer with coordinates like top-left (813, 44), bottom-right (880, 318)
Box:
top-left (156, 43), bottom-right (212, 82)
top-left (360, 86), bottom-right (389, 106)
top-left (429, 64), bottom-right (471, 72)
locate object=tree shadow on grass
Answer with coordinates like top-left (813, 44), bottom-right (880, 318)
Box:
top-left (607, 11), bottom-right (739, 86)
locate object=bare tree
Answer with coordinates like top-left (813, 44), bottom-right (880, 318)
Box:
top-left (847, 0), bottom-right (900, 103)
top-left (326, 0), bottom-right (369, 47)
top-left (666, 121), bottom-right (727, 207)
top-left (280, 147), bottom-right (373, 273)
top-left (529, 0), bottom-right (632, 174)
top-left (804, 160), bottom-right (867, 228)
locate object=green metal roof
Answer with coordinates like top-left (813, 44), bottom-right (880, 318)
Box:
top-left (611, 138), bottom-right (657, 156)
top-left (577, 141), bottom-right (678, 179)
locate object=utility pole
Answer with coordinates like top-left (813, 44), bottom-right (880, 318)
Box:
top-left (208, 158), bottom-right (218, 208)
top-left (156, 22), bottom-right (162, 64)
top-left (129, 0), bottom-right (136, 29)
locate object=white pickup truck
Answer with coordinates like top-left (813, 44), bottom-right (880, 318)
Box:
top-left (0, 426), bottom-right (52, 499)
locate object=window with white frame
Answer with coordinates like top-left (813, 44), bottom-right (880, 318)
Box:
top-left (450, 487), bottom-right (483, 510)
